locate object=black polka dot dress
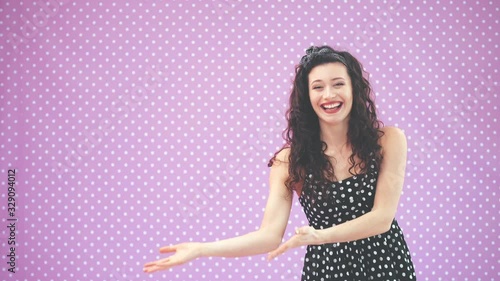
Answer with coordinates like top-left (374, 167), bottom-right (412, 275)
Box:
top-left (298, 162), bottom-right (416, 280)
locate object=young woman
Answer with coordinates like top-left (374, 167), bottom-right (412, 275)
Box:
top-left (144, 45), bottom-right (416, 280)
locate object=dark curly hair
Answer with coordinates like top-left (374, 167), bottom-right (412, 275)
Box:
top-left (269, 45), bottom-right (384, 194)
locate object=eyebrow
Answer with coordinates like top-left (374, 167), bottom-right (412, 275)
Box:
top-left (310, 77), bottom-right (345, 85)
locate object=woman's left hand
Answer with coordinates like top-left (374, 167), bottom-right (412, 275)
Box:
top-left (267, 226), bottom-right (323, 260)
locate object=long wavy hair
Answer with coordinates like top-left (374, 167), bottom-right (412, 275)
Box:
top-left (269, 45), bottom-right (383, 194)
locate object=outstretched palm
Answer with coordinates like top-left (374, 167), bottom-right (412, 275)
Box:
top-left (143, 242), bottom-right (202, 273)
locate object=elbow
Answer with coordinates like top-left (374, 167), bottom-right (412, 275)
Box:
top-left (380, 223), bottom-right (392, 234)
top-left (258, 228), bottom-right (283, 251)
top-left (269, 236), bottom-right (283, 250)
top-left (378, 216), bottom-right (394, 234)
top-left (269, 232), bottom-right (286, 251)
top-left (370, 208), bottom-right (395, 235)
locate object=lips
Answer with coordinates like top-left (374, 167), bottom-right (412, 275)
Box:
top-left (321, 101), bottom-right (343, 113)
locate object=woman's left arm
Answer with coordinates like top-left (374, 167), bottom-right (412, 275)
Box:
top-left (268, 126), bottom-right (407, 260)
top-left (315, 126), bottom-right (407, 243)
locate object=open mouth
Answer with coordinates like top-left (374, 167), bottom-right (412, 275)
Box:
top-left (321, 102), bottom-right (343, 113)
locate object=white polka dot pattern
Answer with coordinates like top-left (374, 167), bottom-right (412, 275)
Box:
top-left (0, 1), bottom-right (498, 280)
top-left (299, 164), bottom-right (416, 280)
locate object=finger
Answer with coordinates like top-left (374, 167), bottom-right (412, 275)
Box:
top-left (159, 245), bottom-right (176, 253)
top-left (144, 260), bottom-right (161, 267)
top-left (143, 259), bottom-right (171, 273)
top-left (145, 265), bottom-right (164, 274)
top-left (143, 264), bottom-right (157, 273)
top-left (295, 226), bottom-right (310, 234)
top-left (267, 251), bottom-right (277, 261)
top-left (144, 257), bottom-right (170, 269)
top-left (144, 257), bottom-right (169, 267)
top-left (147, 254), bottom-right (187, 269)
top-left (146, 258), bottom-right (184, 273)
top-left (267, 249), bottom-right (282, 260)
top-left (143, 266), bottom-right (156, 273)
top-left (267, 244), bottom-right (287, 260)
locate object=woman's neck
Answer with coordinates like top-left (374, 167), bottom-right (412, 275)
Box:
top-left (319, 122), bottom-right (349, 154)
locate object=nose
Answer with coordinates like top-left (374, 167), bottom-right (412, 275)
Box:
top-left (325, 86), bottom-right (336, 98)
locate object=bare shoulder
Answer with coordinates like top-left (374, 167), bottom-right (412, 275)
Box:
top-left (380, 126), bottom-right (406, 143)
top-left (379, 126), bottom-right (407, 153)
top-left (271, 147), bottom-right (290, 166)
top-left (268, 147), bottom-right (292, 195)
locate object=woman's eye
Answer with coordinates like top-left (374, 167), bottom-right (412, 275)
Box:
top-left (334, 83), bottom-right (344, 87)
top-left (313, 86), bottom-right (323, 90)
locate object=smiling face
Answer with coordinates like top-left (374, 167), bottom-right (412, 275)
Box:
top-left (308, 62), bottom-right (353, 128)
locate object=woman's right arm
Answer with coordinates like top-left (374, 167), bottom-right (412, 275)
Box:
top-left (143, 148), bottom-right (293, 273)
top-left (200, 148), bottom-right (293, 257)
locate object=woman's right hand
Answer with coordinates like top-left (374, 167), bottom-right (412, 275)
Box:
top-left (143, 242), bottom-right (203, 273)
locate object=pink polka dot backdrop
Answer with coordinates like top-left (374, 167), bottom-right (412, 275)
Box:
top-left (0, 0), bottom-right (498, 280)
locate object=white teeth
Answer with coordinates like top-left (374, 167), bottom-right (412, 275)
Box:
top-left (323, 102), bottom-right (342, 109)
